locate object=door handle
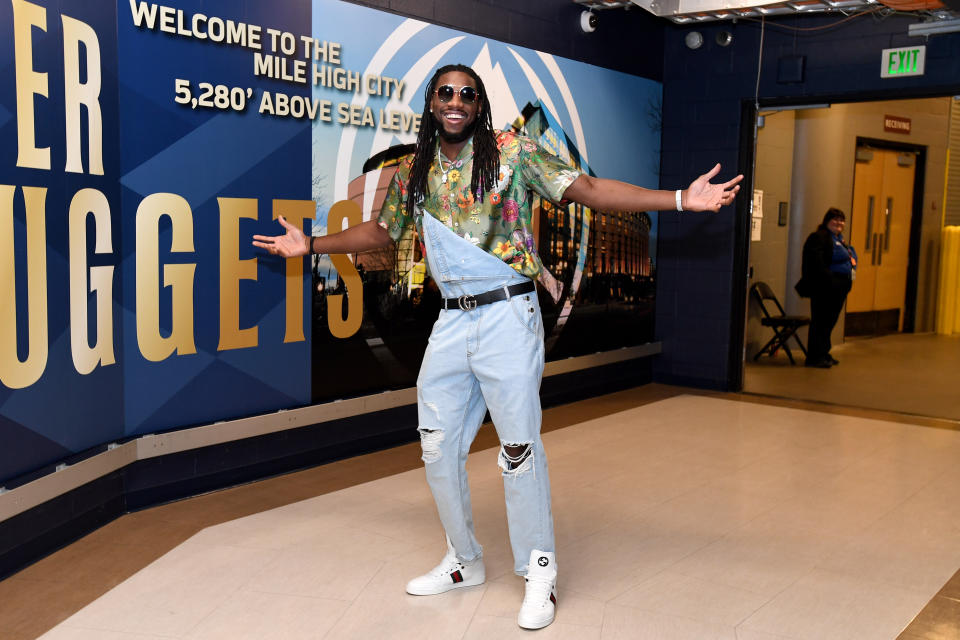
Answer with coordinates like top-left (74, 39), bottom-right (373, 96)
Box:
top-left (877, 234), bottom-right (883, 265)
top-left (865, 196), bottom-right (874, 250)
top-left (872, 233), bottom-right (878, 265)
top-left (884, 197), bottom-right (892, 253)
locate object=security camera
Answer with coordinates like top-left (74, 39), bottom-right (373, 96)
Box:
top-left (715, 30), bottom-right (733, 46)
top-left (580, 10), bottom-right (598, 33)
top-left (684, 31), bottom-right (703, 50)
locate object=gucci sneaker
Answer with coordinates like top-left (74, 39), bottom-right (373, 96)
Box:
top-left (405, 545), bottom-right (485, 596)
top-left (517, 550), bottom-right (557, 629)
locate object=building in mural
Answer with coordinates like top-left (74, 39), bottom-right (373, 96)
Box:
top-left (308, 100), bottom-right (656, 393)
top-left (514, 102), bottom-right (653, 308)
top-left (335, 101), bottom-right (652, 305)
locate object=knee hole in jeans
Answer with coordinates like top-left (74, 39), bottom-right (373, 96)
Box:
top-left (498, 442), bottom-right (533, 476)
top-left (418, 427), bottom-right (445, 463)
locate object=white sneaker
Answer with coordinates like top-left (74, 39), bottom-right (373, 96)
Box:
top-left (517, 550), bottom-right (557, 629)
top-left (405, 546), bottom-right (485, 595)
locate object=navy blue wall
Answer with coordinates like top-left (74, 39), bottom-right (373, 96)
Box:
top-left (0, 0), bottom-right (668, 580)
top-left (657, 13), bottom-right (960, 389)
top-left (346, 0), bottom-right (665, 81)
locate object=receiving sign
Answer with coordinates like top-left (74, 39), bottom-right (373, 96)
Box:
top-left (880, 46), bottom-right (925, 78)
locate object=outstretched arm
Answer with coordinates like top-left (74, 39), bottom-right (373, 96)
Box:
top-left (562, 164), bottom-right (742, 212)
top-left (252, 217), bottom-right (394, 258)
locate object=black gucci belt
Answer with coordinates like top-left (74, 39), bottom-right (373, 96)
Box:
top-left (442, 281), bottom-right (535, 311)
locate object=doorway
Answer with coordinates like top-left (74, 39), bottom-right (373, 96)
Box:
top-left (740, 95), bottom-right (960, 422)
top-left (846, 140), bottom-right (925, 336)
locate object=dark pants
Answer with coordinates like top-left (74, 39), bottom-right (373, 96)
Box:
top-left (807, 275), bottom-right (851, 362)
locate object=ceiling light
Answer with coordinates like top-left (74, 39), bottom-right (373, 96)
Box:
top-left (765, 103), bottom-right (831, 112)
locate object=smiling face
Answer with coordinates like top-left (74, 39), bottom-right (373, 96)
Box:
top-left (827, 216), bottom-right (845, 235)
top-left (429, 71), bottom-right (481, 145)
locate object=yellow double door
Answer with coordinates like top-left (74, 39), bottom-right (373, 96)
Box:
top-left (846, 147), bottom-right (916, 332)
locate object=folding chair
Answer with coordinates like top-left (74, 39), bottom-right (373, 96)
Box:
top-left (750, 282), bottom-right (810, 365)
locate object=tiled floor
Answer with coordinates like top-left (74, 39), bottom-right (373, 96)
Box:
top-left (10, 388), bottom-right (960, 640)
top-left (745, 332), bottom-right (960, 422)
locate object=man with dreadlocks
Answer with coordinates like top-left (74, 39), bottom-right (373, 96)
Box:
top-left (254, 63), bottom-right (742, 630)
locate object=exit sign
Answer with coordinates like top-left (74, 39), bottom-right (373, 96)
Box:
top-left (881, 46), bottom-right (925, 78)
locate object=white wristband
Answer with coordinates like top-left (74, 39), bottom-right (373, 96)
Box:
top-left (675, 189), bottom-right (683, 212)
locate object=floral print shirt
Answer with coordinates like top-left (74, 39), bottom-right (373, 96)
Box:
top-left (377, 130), bottom-right (581, 281)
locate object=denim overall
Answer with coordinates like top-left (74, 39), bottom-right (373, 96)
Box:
top-left (416, 210), bottom-right (555, 575)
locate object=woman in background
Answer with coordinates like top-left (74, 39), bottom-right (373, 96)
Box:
top-left (800, 208), bottom-right (857, 368)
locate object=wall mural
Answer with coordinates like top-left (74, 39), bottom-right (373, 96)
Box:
top-left (0, 0), bottom-right (661, 484)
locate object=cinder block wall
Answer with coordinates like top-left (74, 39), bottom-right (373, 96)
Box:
top-left (657, 15), bottom-right (960, 389)
top-left (346, 0), bottom-right (664, 80)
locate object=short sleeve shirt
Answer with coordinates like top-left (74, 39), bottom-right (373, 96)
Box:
top-left (377, 130), bottom-right (581, 280)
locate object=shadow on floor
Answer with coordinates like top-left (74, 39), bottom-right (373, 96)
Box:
top-left (744, 332), bottom-right (960, 423)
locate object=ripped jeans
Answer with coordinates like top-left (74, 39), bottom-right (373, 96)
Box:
top-left (416, 211), bottom-right (554, 575)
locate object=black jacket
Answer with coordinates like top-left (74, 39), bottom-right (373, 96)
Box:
top-left (797, 227), bottom-right (851, 298)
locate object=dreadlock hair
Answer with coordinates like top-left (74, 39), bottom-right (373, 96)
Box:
top-left (405, 64), bottom-right (500, 217)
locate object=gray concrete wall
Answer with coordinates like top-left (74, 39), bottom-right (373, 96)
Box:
top-left (746, 110), bottom-right (796, 359)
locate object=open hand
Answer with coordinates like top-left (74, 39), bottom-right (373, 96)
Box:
top-left (683, 164), bottom-right (743, 212)
top-left (252, 215), bottom-right (310, 257)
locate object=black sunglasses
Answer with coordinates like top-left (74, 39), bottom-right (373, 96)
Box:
top-left (435, 84), bottom-right (478, 104)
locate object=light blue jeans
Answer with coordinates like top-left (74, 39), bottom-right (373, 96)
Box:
top-left (416, 211), bottom-right (554, 575)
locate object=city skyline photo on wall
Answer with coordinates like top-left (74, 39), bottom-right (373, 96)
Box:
top-left (0, 0), bottom-right (662, 484)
